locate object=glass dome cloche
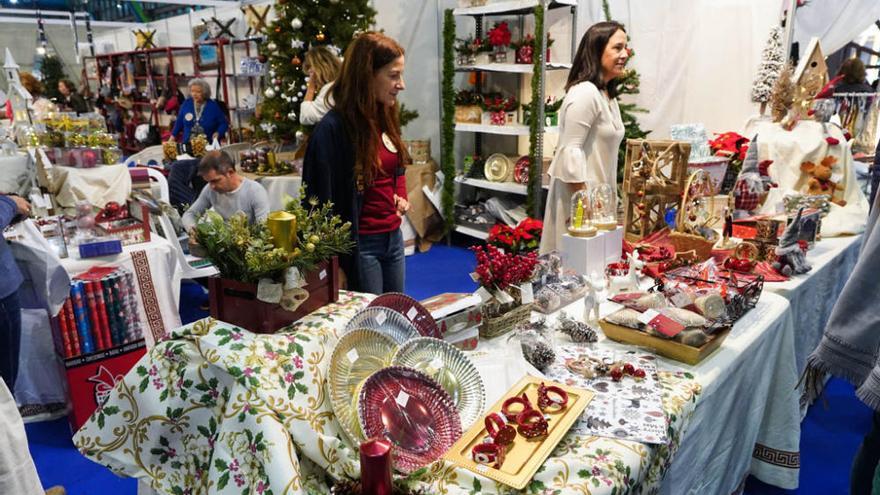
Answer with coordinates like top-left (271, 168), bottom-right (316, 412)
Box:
top-left (567, 188), bottom-right (597, 237)
top-left (591, 183), bottom-right (617, 231)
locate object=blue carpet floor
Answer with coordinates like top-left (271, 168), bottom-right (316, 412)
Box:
top-left (22, 245), bottom-right (872, 494)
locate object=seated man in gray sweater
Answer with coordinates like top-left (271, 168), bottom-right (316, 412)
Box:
top-left (182, 150), bottom-right (270, 235)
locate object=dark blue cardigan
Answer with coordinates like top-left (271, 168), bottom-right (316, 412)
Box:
top-left (302, 109), bottom-right (363, 291)
top-left (171, 98), bottom-right (228, 143)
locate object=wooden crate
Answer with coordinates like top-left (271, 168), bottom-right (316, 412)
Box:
top-left (598, 320), bottom-right (729, 365)
top-left (622, 193), bottom-right (679, 242)
top-left (623, 140), bottom-right (690, 197)
top-left (208, 257), bottom-right (340, 334)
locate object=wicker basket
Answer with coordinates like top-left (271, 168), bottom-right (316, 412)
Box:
top-left (480, 303), bottom-right (532, 339)
top-left (669, 230), bottom-right (714, 261)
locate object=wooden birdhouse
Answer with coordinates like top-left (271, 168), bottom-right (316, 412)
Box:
top-left (3, 48), bottom-right (33, 126)
top-left (793, 38), bottom-right (827, 91)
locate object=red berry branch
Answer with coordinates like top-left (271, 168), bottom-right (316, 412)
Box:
top-left (472, 244), bottom-right (538, 292)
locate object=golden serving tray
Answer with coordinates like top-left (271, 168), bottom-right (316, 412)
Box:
top-left (598, 320), bottom-right (730, 365)
top-left (443, 375), bottom-right (593, 490)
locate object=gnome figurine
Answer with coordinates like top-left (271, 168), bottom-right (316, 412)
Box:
top-left (733, 135), bottom-right (768, 214)
top-left (772, 208), bottom-right (812, 276)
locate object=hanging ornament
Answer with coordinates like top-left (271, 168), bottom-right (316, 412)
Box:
top-left (274, 85), bottom-right (281, 93)
top-left (297, 91), bottom-right (303, 98)
top-left (264, 87), bottom-right (276, 98)
top-left (269, 69), bottom-right (276, 77)
top-left (273, 78), bottom-right (281, 86)
top-left (295, 130), bottom-right (304, 141)
top-left (288, 111), bottom-right (297, 120)
top-left (291, 18), bottom-right (303, 30)
top-left (258, 54), bottom-right (268, 63)
top-left (274, 112), bottom-right (281, 120)
top-left (291, 56), bottom-right (302, 66)
top-left (292, 39), bottom-right (305, 50)
top-left (275, 26), bottom-right (282, 33)
top-left (292, 96), bottom-right (299, 102)
top-left (266, 41), bottom-right (277, 51)
top-left (315, 31), bottom-right (326, 42)
top-left (301, 84), bottom-right (307, 90)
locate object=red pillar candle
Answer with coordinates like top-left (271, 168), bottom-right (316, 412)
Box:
top-left (360, 438), bottom-right (393, 495)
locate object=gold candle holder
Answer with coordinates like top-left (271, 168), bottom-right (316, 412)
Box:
top-left (266, 211), bottom-right (297, 252)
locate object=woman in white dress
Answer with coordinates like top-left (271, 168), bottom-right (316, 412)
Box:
top-left (299, 46), bottom-right (342, 126)
top-left (539, 21), bottom-right (628, 254)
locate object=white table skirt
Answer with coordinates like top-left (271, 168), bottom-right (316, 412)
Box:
top-left (764, 235), bottom-right (862, 374)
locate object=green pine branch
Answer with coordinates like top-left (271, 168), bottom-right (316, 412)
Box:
top-left (441, 9), bottom-right (456, 234)
top-left (526, 5), bottom-right (545, 217)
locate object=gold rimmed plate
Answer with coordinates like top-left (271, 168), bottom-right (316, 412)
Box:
top-left (329, 329), bottom-right (399, 446)
top-left (391, 337), bottom-right (485, 429)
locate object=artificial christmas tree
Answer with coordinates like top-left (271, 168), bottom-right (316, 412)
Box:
top-left (40, 55), bottom-right (67, 102)
top-left (251, 0), bottom-right (375, 142)
top-left (751, 25), bottom-right (784, 114)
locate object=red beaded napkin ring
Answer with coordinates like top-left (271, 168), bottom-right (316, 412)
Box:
top-left (501, 393), bottom-right (533, 422)
top-left (472, 441), bottom-right (506, 469)
top-left (516, 409), bottom-right (549, 438)
top-left (537, 382), bottom-right (569, 411)
top-left (484, 412), bottom-right (517, 447)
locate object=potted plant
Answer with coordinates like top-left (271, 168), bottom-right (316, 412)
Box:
top-left (195, 190), bottom-right (354, 333)
top-left (471, 244), bottom-right (539, 337)
top-left (481, 92), bottom-right (518, 126)
top-left (511, 33), bottom-right (554, 64)
top-left (486, 21), bottom-right (512, 63)
top-left (488, 217), bottom-right (543, 254)
top-left (454, 89), bottom-right (484, 124)
top-left (523, 96), bottom-right (563, 127)
top-left (454, 36), bottom-right (486, 66)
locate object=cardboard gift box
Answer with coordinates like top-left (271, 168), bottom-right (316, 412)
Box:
top-left (208, 257), bottom-right (339, 334)
top-left (421, 292), bottom-right (482, 336)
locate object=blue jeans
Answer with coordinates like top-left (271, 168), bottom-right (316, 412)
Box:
top-left (357, 230), bottom-right (405, 294)
top-left (0, 290), bottom-right (21, 391)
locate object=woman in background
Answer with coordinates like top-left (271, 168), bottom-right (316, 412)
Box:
top-left (303, 32), bottom-right (409, 294)
top-left (539, 21), bottom-right (628, 254)
top-left (299, 46), bottom-right (342, 126)
top-left (57, 79), bottom-right (88, 114)
top-left (170, 78), bottom-right (228, 143)
top-left (19, 72), bottom-right (57, 121)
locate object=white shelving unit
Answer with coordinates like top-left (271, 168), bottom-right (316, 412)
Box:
top-left (447, 0), bottom-right (576, 239)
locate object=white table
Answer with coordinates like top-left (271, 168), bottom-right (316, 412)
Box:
top-left (242, 172), bottom-right (302, 211)
top-left (10, 222), bottom-right (182, 418)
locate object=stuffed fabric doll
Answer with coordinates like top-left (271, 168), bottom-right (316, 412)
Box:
top-left (772, 208), bottom-right (812, 276)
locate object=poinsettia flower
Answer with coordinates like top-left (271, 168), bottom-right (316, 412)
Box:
top-left (487, 21), bottom-right (512, 47)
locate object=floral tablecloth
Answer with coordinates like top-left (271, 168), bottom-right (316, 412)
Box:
top-left (74, 292), bottom-right (701, 494)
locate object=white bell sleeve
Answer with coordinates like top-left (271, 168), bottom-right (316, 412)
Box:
top-left (547, 83), bottom-right (603, 184)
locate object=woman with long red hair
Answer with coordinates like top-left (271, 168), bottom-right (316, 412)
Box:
top-left (303, 32), bottom-right (409, 293)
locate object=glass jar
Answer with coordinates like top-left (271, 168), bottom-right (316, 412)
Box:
top-left (567, 188), bottom-right (596, 237)
top-left (591, 183), bottom-right (618, 231)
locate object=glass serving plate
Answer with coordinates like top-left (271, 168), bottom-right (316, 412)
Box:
top-left (358, 366), bottom-right (462, 473)
top-left (391, 337), bottom-right (485, 429)
top-left (329, 329), bottom-right (399, 446)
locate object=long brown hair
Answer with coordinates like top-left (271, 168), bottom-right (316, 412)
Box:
top-left (332, 32), bottom-right (407, 189)
top-left (566, 21), bottom-right (626, 97)
top-left (304, 46), bottom-right (341, 90)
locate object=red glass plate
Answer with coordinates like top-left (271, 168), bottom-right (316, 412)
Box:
top-left (368, 293), bottom-right (441, 338)
top-left (358, 366), bottom-right (462, 473)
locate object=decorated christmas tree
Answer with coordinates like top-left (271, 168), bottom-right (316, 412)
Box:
top-left (751, 25), bottom-right (784, 111)
top-left (251, 0), bottom-right (376, 141)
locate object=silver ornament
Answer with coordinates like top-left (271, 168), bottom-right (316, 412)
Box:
top-left (292, 96), bottom-right (299, 102)
top-left (291, 18), bottom-right (302, 29)
top-left (267, 42), bottom-right (277, 51)
top-left (301, 84), bottom-right (307, 90)
top-left (295, 130), bottom-right (304, 140)
top-left (274, 85), bottom-right (281, 92)
top-left (264, 87), bottom-right (276, 98)
top-left (288, 111), bottom-right (297, 120)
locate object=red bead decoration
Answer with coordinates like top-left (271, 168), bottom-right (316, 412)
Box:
top-left (516, 409), bottom-right (548, 438)
top-left (484, 413), bottom-right (516, 447)
top-left (501, 393), bottom-right (533, 422)
top-left (536, 383), bottom-right (568, 411)
top-left (623, 363), bottom-right (635, 375)
top-left (633, 369), bottom-right (646, 380)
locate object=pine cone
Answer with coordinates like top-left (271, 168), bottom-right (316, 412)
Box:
top-left (557, 314), bottom-right (598, 343)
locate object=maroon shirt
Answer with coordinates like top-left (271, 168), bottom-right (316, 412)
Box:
top-left (359, 138), bottom-right (407, 234)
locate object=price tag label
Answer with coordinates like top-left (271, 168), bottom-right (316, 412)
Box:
top-left (406, 306), bottom-right (418, 320)
top-left (346, 348), bottom-right (359, 363)
top-left (476, 287), bottom-right (493, 302)
top-left (519, 283), bottom-right (534, 304)
top-left (470, 272), bottom-right (480, 282)
top-left (638, 309), bottom-right (685, 337)
top-left (375, 311), bottom-right (387, 326)
top-left (496, 290), bottom-right (514, 304)
top-left (395, 390), bottom-right (410, 408)
top-left (319, 269), bottom-right (327, 280)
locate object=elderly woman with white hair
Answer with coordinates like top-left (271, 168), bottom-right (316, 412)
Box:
top-left (170, 78), bottom-right (229, 143)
